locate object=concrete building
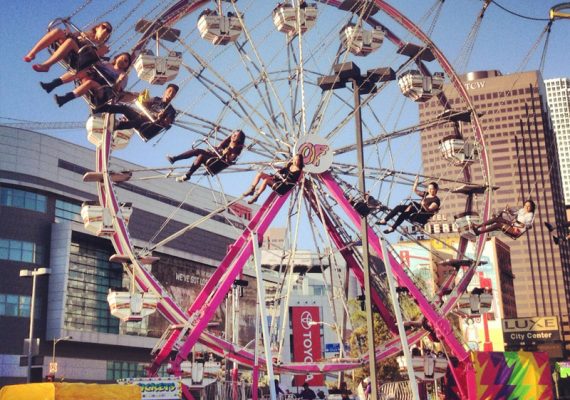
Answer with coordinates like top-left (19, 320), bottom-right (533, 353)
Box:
top-left (544, 78), bottom-right (570, 205)
top-left (0, 126), bottom-right (257, 385)
top-left (418, 70), bottom-right (570, 357)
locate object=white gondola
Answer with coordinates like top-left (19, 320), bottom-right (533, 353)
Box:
top-left (411, 353), bottom-right (448, 381)
top-left (197, 10), bottom-right (243, 45)
top-left (273, 3), bottom-right (318, 36)
top-left (398, 70), bottom-right (444, 102)
top-left (81, 203), bottom-right (114, 236)
top-left (457, 289), bottom-right (493, 316)
top-left (81, 202), bottom-right (133, 237)
top-left (454, 212), bottom-right (481, 241)
top-left (86, 115), bottom-right (134, 150)
top-left (439, 135), bottom-right (479, 165)
top-left (107, 290), bottom-right (160, 322)
top-left (134, 49), bottom-right (182, 85)
top-left (340, 24), bottom-right (384, 56)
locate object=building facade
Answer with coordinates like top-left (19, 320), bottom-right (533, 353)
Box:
top-left (544, 78), bottom-right (570, 205)
top-left (419, 70), bottom-right (570, 357)
top-left (0, 127), bottom-right (257, 385)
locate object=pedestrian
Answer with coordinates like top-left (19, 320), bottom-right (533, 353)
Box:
top-left (299, 382), bottom-right (317, 399)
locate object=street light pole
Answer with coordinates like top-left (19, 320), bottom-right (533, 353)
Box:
top-left (350, 74), bottom-right (379, 400)
top-left (20, 267), bottom-right (51, 383)
top-left (318, 62), bottom-right (395, 397)
top-left (51, 336), bottom-right (72, 378)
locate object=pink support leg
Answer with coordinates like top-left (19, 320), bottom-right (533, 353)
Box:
top-left (321, 172), bottom-right (474, 399)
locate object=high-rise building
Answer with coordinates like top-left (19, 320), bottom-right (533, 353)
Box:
top-left (419, 70), bottom-right (570, 356)
top-left (544, 78), bottom-right (570, 205)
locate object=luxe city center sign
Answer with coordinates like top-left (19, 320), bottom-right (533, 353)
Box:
top-left (502, 316), bottom-right (560, 346)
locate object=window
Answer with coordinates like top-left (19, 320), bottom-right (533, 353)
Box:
top-left (106, 361), bottom-right (147, 381)
top-left (0, 239), bottom-right (43, 264)
top-left (65, 241), bottom-right (122, 334)
top-left (0, 187), bottom-right (46, 213)
top-left (311, 284), bottom-right (325, 296)
top-left (55, 200), bottom-right (81, 222)
top-left (0, 294), bottom-right (39, 318)
top-left (106, 361), bottom-right (167, 381)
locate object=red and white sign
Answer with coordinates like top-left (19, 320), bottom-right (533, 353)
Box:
top-left (291, 306), bottom-right (324, 386)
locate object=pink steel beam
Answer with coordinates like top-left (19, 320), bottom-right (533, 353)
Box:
top-left (197, 328), bottom-right (427, 374)
top-left (321, 173), bottom-right (469, 358)
top-left (304, 190), bottom-right (398, 334)
top-left (165, 191), bottom-right (291, 372)
top-left (186, 191), bottom-right (285, 317)
top-left (148, 191), bottom-right (289, 374)
top-left (148, 191), bottom-right (290, 374)
top-left (95, 123), bottom-right (189, 327)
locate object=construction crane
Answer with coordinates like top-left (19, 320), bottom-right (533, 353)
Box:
top-left (0, 121), bottom-right (85, 131)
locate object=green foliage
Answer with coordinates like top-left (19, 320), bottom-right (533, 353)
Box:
top-left (345, 299), bottom-right (403, 390)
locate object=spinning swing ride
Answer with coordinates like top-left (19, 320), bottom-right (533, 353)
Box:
top-left (27, 0), bottom-right (569, 398)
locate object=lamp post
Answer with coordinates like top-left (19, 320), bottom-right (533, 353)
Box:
top-left (318, 62), bottom-right (395, 398)
top-left (20, 267), bottom-right (51, 383)
top-left (309, 321), bottom-right (342, 386)
top-left (51, 335), bottom-right (72, 378)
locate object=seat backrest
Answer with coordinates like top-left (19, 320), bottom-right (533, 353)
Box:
top-left (501, 224), bottom-right (526, 239)
top-left (271, 180), bottom-right (294, 195)
top-left (204, 157), bottom-right (229, 175)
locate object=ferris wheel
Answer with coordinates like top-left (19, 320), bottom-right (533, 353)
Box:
top-left (67, 0), bottom-right (496, 397)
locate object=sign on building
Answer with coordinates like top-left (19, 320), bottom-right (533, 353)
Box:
top-left (291, 306), bottom-right (324, 386)
top-left (502, 316), bottom-right (560, 347)
top-left (119, 377), bottom-right (182, 400)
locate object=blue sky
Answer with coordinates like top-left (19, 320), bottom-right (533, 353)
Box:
top-left (0, 1), bottom-right (568, 246)
top-left (1, 1), bottom-right (567, 149)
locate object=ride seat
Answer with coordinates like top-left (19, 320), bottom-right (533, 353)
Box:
top-left (340, 24), bottom-right (384, 56)
top-left (204, 157), bottom-right (230, 175)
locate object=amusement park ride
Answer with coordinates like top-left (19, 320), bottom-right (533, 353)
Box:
top-left (16, 0), bottom-right (570, 399)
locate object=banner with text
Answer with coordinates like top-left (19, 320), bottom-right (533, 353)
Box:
top-left (502, 316), bottom-right (560, 346)
top-left (291, 306), bottom-right (324, 386)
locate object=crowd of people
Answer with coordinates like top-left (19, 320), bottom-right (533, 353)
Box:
top-left (268, 379), bottom-right (370, 400)
top-left (25, 20), bottom-right (179, 139)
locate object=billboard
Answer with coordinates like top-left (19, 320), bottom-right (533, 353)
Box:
top-left (291, 306), bottom-right (324, 386)
top-left (502, 316), bottom-right (560, 346)
top-left (394, 237), bottom-right (508, 351)
top-left (149, 254), bottom-right (258, 344)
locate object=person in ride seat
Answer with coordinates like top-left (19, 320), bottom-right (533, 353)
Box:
top-left (25, 21), bottom-right (112, 72)
top-left (544, 221), bottom-right (570, 245)
top-left (473, 199), bottom-right (535, 236)
top-left (377, 177), bottom-right (440, 233)
top-left (243, 154), bottom-right (304, 204)
top-left (96, 84), bottom-right (178, 141)
top-left (41, 52), bottom-right (132, 107)
top-left (169, 130), bottom-right (246, 182)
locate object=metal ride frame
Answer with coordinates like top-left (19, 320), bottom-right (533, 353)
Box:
top-left (86, 1), bottom-right (493, 399)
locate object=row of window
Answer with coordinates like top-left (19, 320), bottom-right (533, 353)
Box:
top-left (0, 293), bottom-right (40, 318)
top-left (106, 360), bottom-right (167, 381)
top-left (0, 187), bottom-right (82, 221)
top-left (0, 239), bottom-right (43, 264)
top-left (0, 187), bottom-right (46, 212)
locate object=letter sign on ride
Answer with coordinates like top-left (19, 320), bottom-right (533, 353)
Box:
top-left (296, 135), bottom-right (333, 174)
